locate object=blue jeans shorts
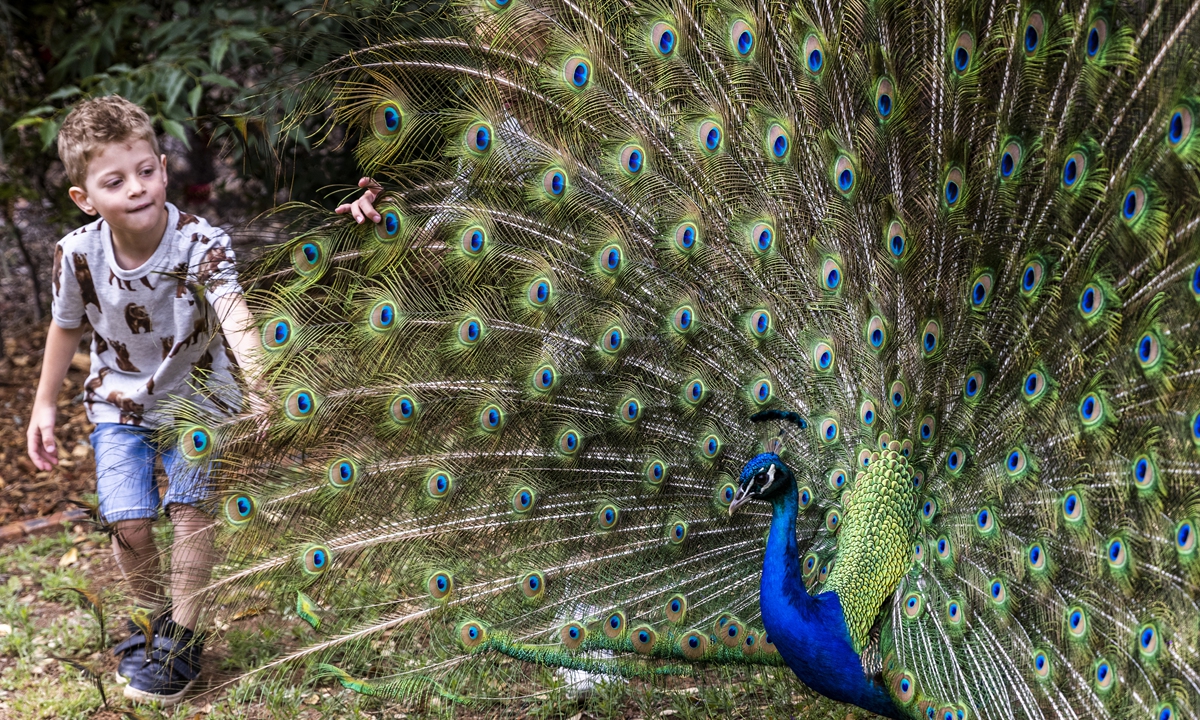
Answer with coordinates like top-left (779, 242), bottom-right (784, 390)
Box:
top-left (91, 423), bottom-right (214, 523)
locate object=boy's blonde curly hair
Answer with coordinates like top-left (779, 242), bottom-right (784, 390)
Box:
top-left (57, 96), bottom-right (160, 187)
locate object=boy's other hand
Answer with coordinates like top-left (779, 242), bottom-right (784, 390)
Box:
top-left (27, 402), bottom-right (60, 471)
top-left (335, 177), bottom-right (383, 224)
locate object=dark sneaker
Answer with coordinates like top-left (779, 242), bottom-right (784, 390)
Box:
top-left (113, 607), bottom-right (170, 681)
top-left (123, 618), bottom-right (203, 707)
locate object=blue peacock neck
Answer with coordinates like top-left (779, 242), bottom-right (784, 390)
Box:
top-left (759, 480), bottom-right (901, 719)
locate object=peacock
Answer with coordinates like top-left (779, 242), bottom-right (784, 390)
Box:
top-left (169, 0), bottom-right (1200, 717)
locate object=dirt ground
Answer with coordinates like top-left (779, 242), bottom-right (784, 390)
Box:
top-left (0, 325), bottom-right (96, 526)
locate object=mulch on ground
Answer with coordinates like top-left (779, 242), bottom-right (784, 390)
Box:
top-left (0, 325), bottom-right (97, 528)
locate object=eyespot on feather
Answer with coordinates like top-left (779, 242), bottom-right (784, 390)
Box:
top-left (1023, 13), bottom-right (1044, 54)
top-left (542, 167), bottom-right (568, 198)
top-left (875, 78), bottom-right (895, 120)
top-left (674, 222), bottom-right (699, 252)
top-left (680, 630), bottom-right (708, 659)
top-left (459, 621), bottom-right (487, 648)
top-left (390, 394), bottom-right (418, 424)
top-left (950, 32), bottom-right (974, 74)
top-left (328, 459), bottom-right (358, 489)
top-left (180, 425), bottom-right (213, 460)
top-left (284, 389), bottom-right (317, 421)
top-left (371, 101), bottom-right (403, 137)
top-left (512, 486), bottom-right (537, 514)
top-left (479, 404), bottom-right (505, 432)
top-left (766, 124), bottom-right (790, 159)
top-left (1085, 18), bottom-right (1107, 59)
top-left (520, 571), bottom-right (545, 600)
top-left (603, 610), bottom-right (626, 638)
top-left (804, 35), bottom-right (824, 74)
top-left (730, 19), bottom-right (754, 56)
top-left (300, 544), bottom-right (331, 575)
top-left (428, 572), bottom-right (453, 599)
top-left (619, 144), bottom-right (646, 175)
top-left (749, 222), bottom-right (775, 254)
top-left (369, 197), bottom-right (402, 232)
top-left (943, 167), bottom-right (965, 207)
top-left (368, 301), bottom-right (397, 332)
top-left (465, 122), bottom-right (492, 154)
top-left (650, 21), bottom-right (677, 56)
top-left (560, 622), bottom-right (586, 649)
top-left (427, 470), bottom-right (453, 499)
top-left (1168, 105), bottom-right (1194, 148)
top-left (697, 120), bottom-right (722, 153)
top-left (563, 57), bottom-right (591, 88)
top-left (665, 594), bottom-right (688, 623)
top-left (223, 494), bottom-right (255, 526)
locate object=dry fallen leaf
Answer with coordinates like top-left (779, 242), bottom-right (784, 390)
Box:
top-left (303, 693), bottom-right (321, 706)
top-left (0, 624), bottom-right (11, 637)
top-left (58, 547), bottom-right (79, 567)
top-left (230, 605), bottom-right (265, 622)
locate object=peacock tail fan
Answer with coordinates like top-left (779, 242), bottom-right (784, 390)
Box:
top-left (165, 0), bottom-right (1200, 716)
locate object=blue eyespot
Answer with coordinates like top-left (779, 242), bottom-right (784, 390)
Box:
top-left (1170, 111), bottom-right (1185, 144)
top-left (1024, 26), bottom-right (1039, 52)
top-left (954, 47), bottom-right (969, 71)
top-left (737, 31), bottom-right (753, 55)
top-left (878, 94), bottom-right (891, 116)
top-left (549, 172), bottom-right (565, 195)
top-left (1064, 157), bottom-right (1079, 185)
top-left (808, 49), bottom-right (823, 72)
top-left (947, 450), bottom-right (961, 471)
top-left (757, 227), bottom-right (772, 250)
top-left (474, 126), bottom-right (490, 152)
top-left (678, 224), bottom-right (696, 249)
top-left (945, 180), bottom-right (959, 204)
top-left (705, 126), bottom-right (721, 150)
top-left (626, 149), bottom-right (642, 172)
top-left (1001, 152), bottom-right (1015, 177)
top-left (890, 234), bottom-right (904, 256)
top-left (302, 243), bottom-right (318, 264)
top-left (659, 29), bottom-right (675, 54)
top-left (572, 61), bottom-right (589, 87)
top-left (383, 107), bottom-right (400, 132)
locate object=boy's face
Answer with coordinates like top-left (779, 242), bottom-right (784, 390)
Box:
top-left (68, 138), bottom-right (169, 242)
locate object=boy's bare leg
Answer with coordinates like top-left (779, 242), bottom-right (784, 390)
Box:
top-left (166, 504), bottom-right (216, 631)
top-left (113, 519), bottom-right (166, 609)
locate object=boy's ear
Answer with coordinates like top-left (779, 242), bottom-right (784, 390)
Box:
top-left (160, 154), bottom-right (168, 187)
top-left (68, 186), bottom-right (97, 216)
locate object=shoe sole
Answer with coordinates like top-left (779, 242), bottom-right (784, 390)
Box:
top-left (123, 678), bottom-right (196, 707)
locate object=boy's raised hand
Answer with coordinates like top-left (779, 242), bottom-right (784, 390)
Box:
top-left (335, 177), bottom-right (384, 224)
top-left (27, 402), bottom-right (60, 471)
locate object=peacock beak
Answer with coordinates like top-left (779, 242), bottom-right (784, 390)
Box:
top-left (728, 485), bottom-right (753, 516)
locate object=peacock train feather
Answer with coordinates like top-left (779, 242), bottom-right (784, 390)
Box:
top-left (169, 0), bottom-right (1200, 717)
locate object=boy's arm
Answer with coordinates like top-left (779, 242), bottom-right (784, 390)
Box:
top-left (212, 293), bottom-right (263, 384)
top-left (27, 320), bottom-right (87, 471)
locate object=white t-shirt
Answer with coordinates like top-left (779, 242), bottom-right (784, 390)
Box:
top-left (51, 202), bottom-right (243, 428)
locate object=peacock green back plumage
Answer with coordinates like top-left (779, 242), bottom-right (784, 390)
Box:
top-left (170, 0), bottom-right (1200, 716)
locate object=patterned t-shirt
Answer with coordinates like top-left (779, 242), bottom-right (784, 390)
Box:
top-left (51, 202), bottom-right (243, 428)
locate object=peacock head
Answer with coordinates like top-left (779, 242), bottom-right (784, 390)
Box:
top-left (730, 452), bottom-right (796, 515)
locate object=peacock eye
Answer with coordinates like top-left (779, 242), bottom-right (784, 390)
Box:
top-left (465, 122), bottom-right (492, 153)
top-left (564, 57), bottom-right (591, 88)
top-left (875, 78), bottom-right (894, 120)
top-left (372, 101), bottom-right (403, 137)
top-left (767, 124), bottom-right (789, 159)
top-left (650, 21), bottom-right (676, 55)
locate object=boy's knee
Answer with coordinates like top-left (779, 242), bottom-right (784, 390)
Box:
top-left (113, 518), bottom-right (155, 546)
top-left (165, 503), bottom-right (212, 522)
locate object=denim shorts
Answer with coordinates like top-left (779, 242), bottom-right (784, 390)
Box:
top-left (91, 422), bottom-right (213, 523)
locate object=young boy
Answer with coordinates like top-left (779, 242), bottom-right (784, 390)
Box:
top-left (26, 96), bottom-right (380, 706)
